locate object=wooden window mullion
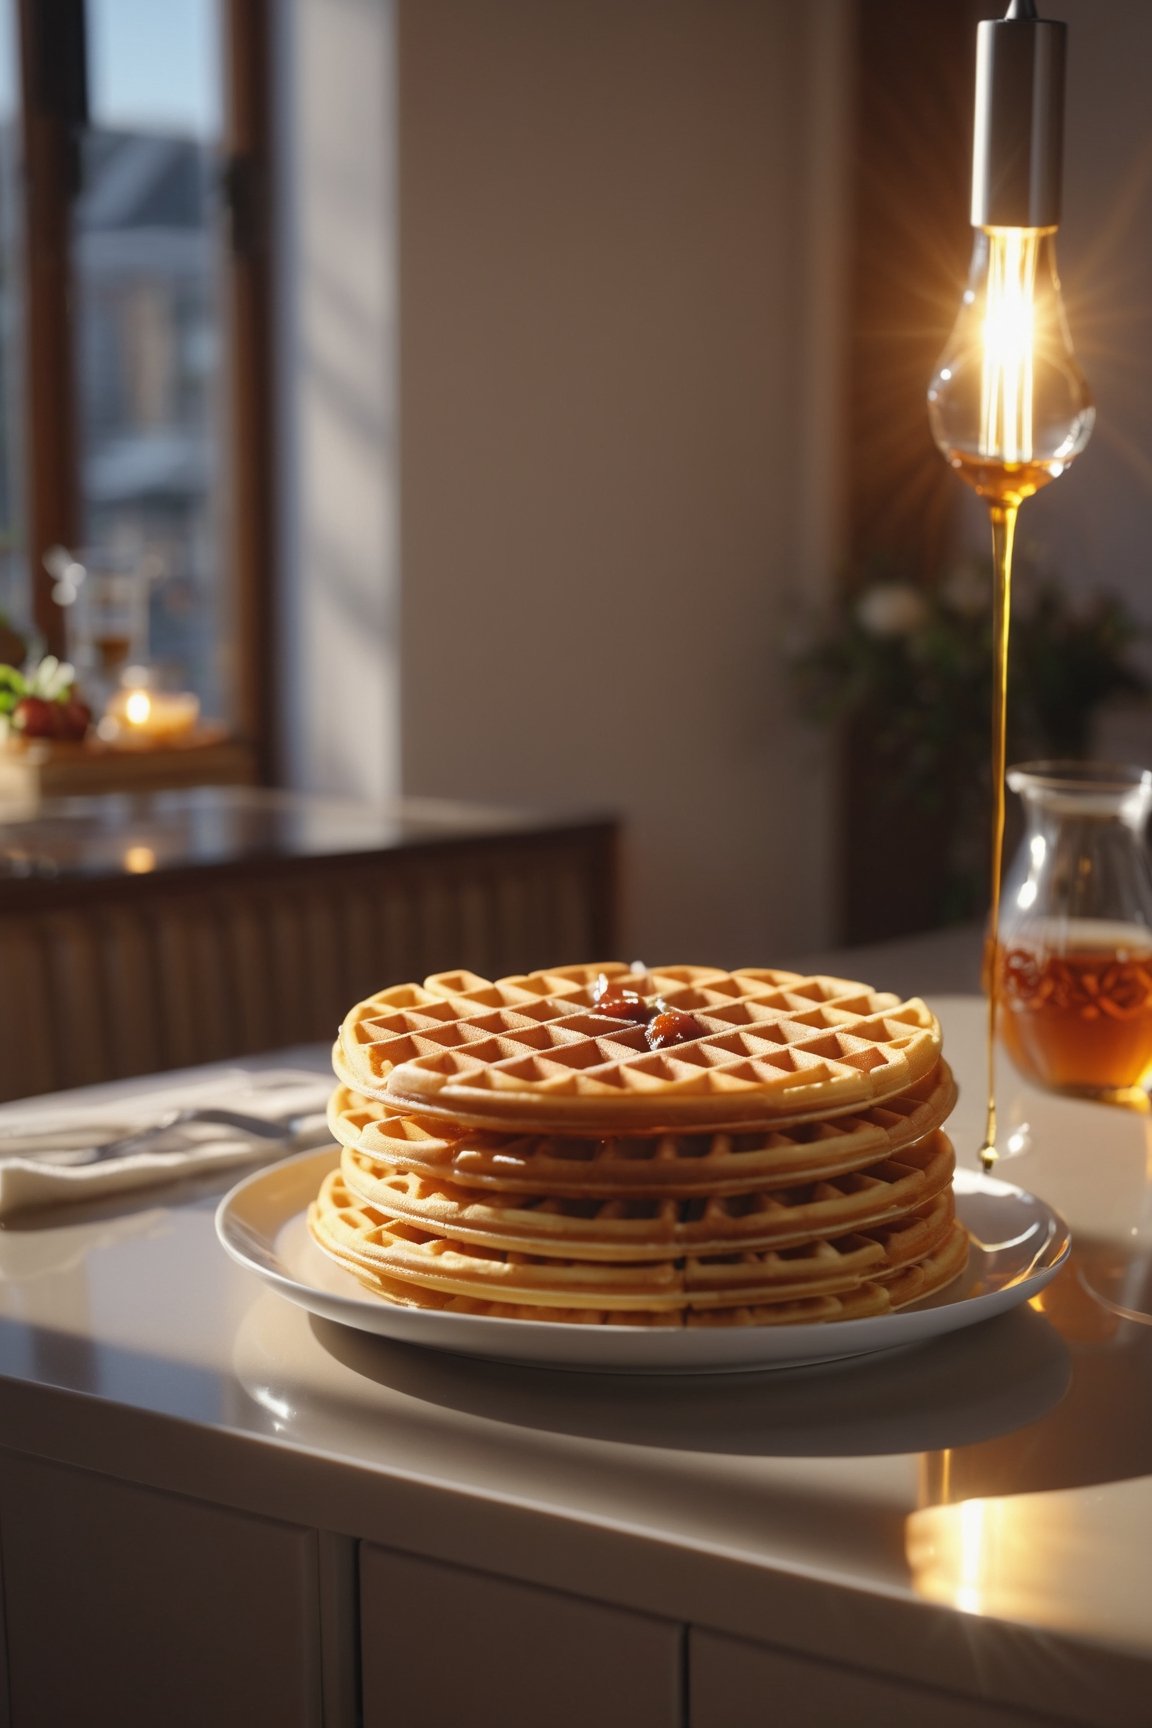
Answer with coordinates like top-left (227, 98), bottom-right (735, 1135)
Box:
top-left (222, 0), bottom-right (276, 784)
top-left (17, 0), bottom-right (83, 657)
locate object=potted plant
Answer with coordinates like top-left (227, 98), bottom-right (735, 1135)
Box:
top-left (788, 551), bottom-right (1150, 924)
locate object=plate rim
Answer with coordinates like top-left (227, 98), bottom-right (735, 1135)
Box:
top-left (215, 1149), bottom-right (1072, 1372)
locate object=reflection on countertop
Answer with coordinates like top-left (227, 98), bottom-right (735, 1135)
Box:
top-left (0, 784), bottom-right (609, 881)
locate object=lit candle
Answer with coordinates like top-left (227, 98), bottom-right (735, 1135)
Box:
top-left (104, 683), bottom-right (200, 745)
top-left (123, 845), bottom-right (157, 874)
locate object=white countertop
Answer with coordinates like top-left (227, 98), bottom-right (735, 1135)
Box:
top-left (1, 995), bottom-right (1150, 1726)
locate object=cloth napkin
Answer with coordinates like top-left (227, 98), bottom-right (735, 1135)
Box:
top-left (0, 1066), bottom-right (334, 1219)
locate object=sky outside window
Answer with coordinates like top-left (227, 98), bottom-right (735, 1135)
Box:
top-left (87, 0), bottom-right (220, 139)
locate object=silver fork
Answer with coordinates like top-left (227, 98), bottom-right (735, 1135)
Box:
top-left (0, 1107), bottom-right (327, 1167)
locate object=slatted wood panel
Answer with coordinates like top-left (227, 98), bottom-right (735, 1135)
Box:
top-left (0, 827), bottom-right (617, 1102)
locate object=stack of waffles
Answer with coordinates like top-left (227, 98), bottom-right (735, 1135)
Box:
top-left (309, 963), bottom-right (968, 1327)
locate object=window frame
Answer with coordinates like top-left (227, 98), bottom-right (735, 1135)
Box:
top-left (14, 0), bottom-right (276, 781)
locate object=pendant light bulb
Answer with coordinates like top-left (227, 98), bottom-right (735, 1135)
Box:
top-left (928, 225), bottom-right (1093, 504)
top-left (927, 2), bottom-right (1093, 505)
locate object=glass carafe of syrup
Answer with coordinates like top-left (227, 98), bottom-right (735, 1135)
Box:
top-left (997, 761), bottom-right (1152, 1101)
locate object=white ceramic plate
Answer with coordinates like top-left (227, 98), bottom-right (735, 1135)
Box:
top-left (216, 1151), bottom-right (1071, 1374)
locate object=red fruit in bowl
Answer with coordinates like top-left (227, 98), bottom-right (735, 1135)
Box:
top-left (11, 693), bottom-right (91, 741)
top-left (58, 698), bottom-right (91, 741)
top-left (12, 695), bottom-right (55, 737)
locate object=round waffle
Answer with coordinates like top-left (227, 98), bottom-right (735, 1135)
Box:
top-left (307, 1169), bottom-right (958, 1312)
top-left (336, 1128), bottom-right (956, 1260)
top-left (334, 963), bottom-right (944, 1134)
top-left (308, 1170), bottom-right (969, 1323)
top-left (326, 1060), bottom-right (957, 1197)
top-left (321, 1268), bottom-right (899, 1328)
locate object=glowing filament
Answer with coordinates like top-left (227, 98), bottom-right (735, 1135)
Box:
top-left (980, 227), bottom-right (1039, 463)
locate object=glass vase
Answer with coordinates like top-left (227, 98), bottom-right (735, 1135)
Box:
top-left (996, 760), bottom-right (1152, 1101)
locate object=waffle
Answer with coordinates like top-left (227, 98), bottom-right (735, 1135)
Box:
top-left (308, 1169), bottom-right (969, 1323)
top-left (336, 1127), bottom-right (955, 1260)
top-left (324, 1267), bottom-right (899, 1327)
top-left (313, 959), bottom-right (967, 1330)
top-left (327, 1061), bottom-right (957, 1198)
top-left (334, 963), bottom-right (943, 1133)
top-left (308, 1168), bottom-right (958, 1311)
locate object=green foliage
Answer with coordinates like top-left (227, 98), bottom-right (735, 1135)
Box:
top-left (789, 555), bottom-right (1148, 811)
top-left (0, 655), bottom-right (77, 720)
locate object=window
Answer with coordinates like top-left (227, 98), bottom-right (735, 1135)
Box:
top-left (1, 0), bottom-right (272, 769)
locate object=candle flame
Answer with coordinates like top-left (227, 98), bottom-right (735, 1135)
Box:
top-left (125, 689), bottom-right (152, 726)
top-left (123, 846), bottom-right (156, 874)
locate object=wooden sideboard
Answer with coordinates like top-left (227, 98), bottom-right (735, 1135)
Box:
top-left (0, 787), bottom-right (618, 1102)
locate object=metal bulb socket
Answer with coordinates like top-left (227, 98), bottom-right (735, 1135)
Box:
top-left (971, 5), bottom-right (1067, 229)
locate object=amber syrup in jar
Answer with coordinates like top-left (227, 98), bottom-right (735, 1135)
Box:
top-left (997, 923), bottom-right (1152, 1097)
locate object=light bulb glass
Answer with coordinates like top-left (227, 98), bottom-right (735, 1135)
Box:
top-left (928, 226), bottom-right (1094, 506)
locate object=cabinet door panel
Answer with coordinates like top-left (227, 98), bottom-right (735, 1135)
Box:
top-left (361, 1545), bottom-right (682, 1728)
top-left (690, 1628), bottom-right (1076, 1728)
top-left (0, 1454), bottom-right (321, 1728)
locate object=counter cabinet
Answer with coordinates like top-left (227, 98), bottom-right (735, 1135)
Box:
top-left (0, 1451), bottom-right (1084, 1728)
top-left (0, 995), bottom-right (1147, 1728)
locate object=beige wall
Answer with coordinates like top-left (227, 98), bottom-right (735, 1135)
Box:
top-left (1051, 0), bottom-right (1152, 626)
top-left (276, 0), bottom-right (400, 805)
top-left (277, 2), bottom-right (1152, 965)
top-left (395, 0), bottom-right (849, 963)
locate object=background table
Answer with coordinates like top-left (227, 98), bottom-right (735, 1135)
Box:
top-left (0, 786), bottom-right (618, 1101)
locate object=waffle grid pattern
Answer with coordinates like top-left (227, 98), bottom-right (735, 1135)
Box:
top-left (337, 964), bottom-right (943, 1132)
top-left (308, 1171), bottom-right (969, 1324)
top-left (326, 1061), bottom-right (957, 1196)
top-left (335, 1129), bottom-right (955, 1260)
top-left (309, 1170), bottom-right (956, 1308)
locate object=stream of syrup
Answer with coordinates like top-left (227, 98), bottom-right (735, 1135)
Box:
top-left (981, 501), bottom-right (1016, 1165)
top-left (957, 459), bottom-right (1065, 1167)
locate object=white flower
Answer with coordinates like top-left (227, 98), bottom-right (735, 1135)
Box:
top-left (26, 655), bottom-right (76, 699)
top-left (855, 583), bottom-right (929, 639)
